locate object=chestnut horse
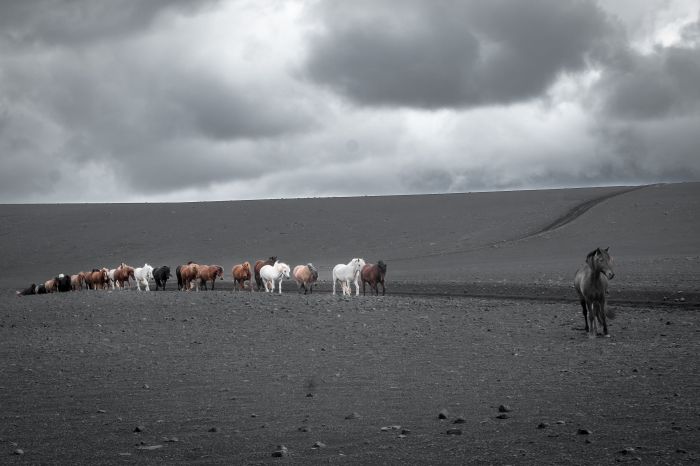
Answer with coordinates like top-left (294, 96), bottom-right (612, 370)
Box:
top-left (179, 263), bottom-right (200, 291)
top-left (71, 273), bottom-right (85, 291)
top-left (176, 261), bottom-right (195, 290)
top-left (361, 260), bottom-right (387, 296)
top-left (293, 263), bottom-right (318, 294)
top-left (574, 247), bottom-right (615, 337)
top-left (44, 278), bottom-right (58, 293)
top-left (87, 268), bottom-right (110, 290)
top-left (232, 262), bottom-right (252, 291)
top-left (197, 264), bottom-right (224, 290)
top-left (254, 256), bottom-right (277, 291)
top-left (113, 263), bottom-right (135, 289)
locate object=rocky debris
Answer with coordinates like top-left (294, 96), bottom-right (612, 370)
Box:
top-left (496, 413), bottom-right (509, 419)
top-left (453, 417), bottom-right (466, 424)
top-left (136, 445), bottom-right (163, 451)
top-left (298, 426), bottom-right (311, 432)
top-left (619, 447), bottom-right (636, 455)
top-left (208, 427), bottom-right (219, 432)
top-left (498, 404), bottom-right (512, 413)
top-left (345, 412), bottom-right (361, 420)
top-left (312, 441), bottom-right (326, 449)
top-left (446, 428), bottom-right (462, 435)
top-left (577, 428), bottom-right (592, 435)
top-left (162, 437), bottom-right (179, 443)
top-left (537, 422), bottom-right (549, 429)
top-left (272, 445), bottom-right (289, 457)
top-left (438, 409), bottom-right (449, 420)
top-left (13, 449), bottom-right (24, 455)
top-left (133, 425), bottom-right (145, 433)
top-left (97, 409), bottom-right (106, 414)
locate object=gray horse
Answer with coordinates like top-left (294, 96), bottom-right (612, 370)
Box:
top-left (574, 247), bottom-right (615, 337)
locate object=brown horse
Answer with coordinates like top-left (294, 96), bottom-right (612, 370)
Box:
top-left (179, 263), bottom-right (200, 291)
top-left (44, 278), bottom-right (58, 293)
top-left (197, 264), bottom-right (224, 290)
top-left (232, 262), bottom-right (252, 291)
top-left (254, 256), bottom-right (277, 291)
top-left (114, 263), bottom-right (135, 289)
top-left (293, 263), bottom-right (318, 294)
top-left (361, 260), bottom-right (387, 296)
top-left (70, 273), bottom-right (85, 291)
top-left (574, 247), bottom-right (615, 337)
top-left (86, 268), bottom-right (110, 290)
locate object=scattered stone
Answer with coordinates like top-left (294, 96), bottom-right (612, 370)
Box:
top-left (13, 449), bottom-right (24, 455)
top-left (306, 393), bottom-right (314, 397)
top-left (136, 445), bottom-right (163, 451)
top-left (312, 441), bottom-right (326, 449)
top-left (577, 428), bottom-right (592, 435)
top-left (446, 428), bottom-right (462, 435)
top-left (97, 409), bottom-right (106, 414)
top-left (585, 439), bottom-right (592, 444)
top-left (498, 404), bottom-right (512, 413)
top-left (453, 417), bottom-right (466, 424)
top-left (401, 429), bottom-right (411, 435)
top-left (380, 426), bottom-right (389, 432)
top-left (298, 426), bottom-right (311, 432)
top-left (143, 384), bottom-right (150, 389)
top-left (496, 414), bottom-right (509, 419)
top-left (208, 427), bottom-right (219, 433)
top-left (676, 448), bottom-right (688, 454)
top-left (537, 422), bottom-right (549, 429)
top-left (162, 437), bottom-right (179, 443)
top-left (272, 445), bottom-right (289, 457)
top-left (345, 412), bottom-right (361, 420)
top-left (134, 425), bottom-right (145, 433)
top-left (251, 414), bottom-right (257, 418)
top-left (556, 420), bottom-right (566, 425)
top-left (397, 434), bottom-right (406, 439)
top-left (619, 447), bottom-right (636, 455)
top-left (438, 409), bottom-right (449, 420)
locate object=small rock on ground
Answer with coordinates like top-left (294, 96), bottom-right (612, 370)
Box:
top-left (577, 428), bottom-right (592, 435)
top-left (438, 409), bottom-right (449, 420)
top-left (272, 445), bottom-right (289, 457)
top-left (498, 404), bottom-right (512, 413)
top-left (446, 428), bottom-right (462, 435)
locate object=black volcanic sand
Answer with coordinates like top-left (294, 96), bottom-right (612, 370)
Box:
top-left (1, 183), bottom-right (699, 463)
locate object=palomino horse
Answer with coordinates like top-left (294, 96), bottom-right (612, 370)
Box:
top-left (260, 261), bottom-right (291, 294)
top-left (574, 247), bottom-right (615, 337)
top-left (197, 265), bottom-right (224, 290)
top-left (361, 260), bottom-right (387, 296)
top-left (293, 263), bottom-right (318, 294)
top-left (332, 258), bottom-right (366, 296)
top-left (44, 278), bottom-right (58, 293)
top-left (113, 263), bottom-right (135, 289)
top-left (254, 256), bottom-right (277, 291)
top-left (232, 262), bottom-right (252, 291)
top-left (179, 263), bottom-right (200, 291)
top-left (134, 264), bottom-right (154, 291)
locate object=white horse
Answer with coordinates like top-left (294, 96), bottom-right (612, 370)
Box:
top-left (332, 258), bottom-right (366, 296)
top-left (259, 261), bottom-right (291, 294)
top-left (134, 264), bottom-right (154, 291)
top-left (107, 268), bottom-right (118, 290)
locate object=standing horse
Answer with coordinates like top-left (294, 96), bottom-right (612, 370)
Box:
top-left (44, 278), bottom-right (58, 293)
top-left (574, 247), bottom-right (615, 337)
top-left (71, 273), bottom-right (85, 291)
top-left (86, 269), bottom-right (109, 290)
top-left (176, 261), bottom-right (195, 290)
top-left (114, 263), bottom-right (135, 289)
top-left (134, 264), bottom-right (154, 291)
top-left (179, 263), bottom-right (200, 291)
top-left (56, 274), bottom-right (71, 292)
top-left (153, 266), bottom-right (171, 291)
top-left (332, 258), bottom-right (366, 296)
top-left (260, 261), bottom-right (291, 294)
top-left (361, 260), bottom-right (387, 296)
top-left (232, 262), bottom-right (252, 291)
top-left (197, 265), bottom-right (224, 290)
top-left (254, 256), bottom-right (277, 291)
top-left (293, 263), bottom-right (318, 294)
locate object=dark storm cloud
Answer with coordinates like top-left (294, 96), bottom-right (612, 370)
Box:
top-left (0, 0), bottom-right (215, 46)
top-left (304, 0), bottom-right (616, 108)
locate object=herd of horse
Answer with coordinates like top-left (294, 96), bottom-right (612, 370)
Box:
top-left (15, 248), bottom-right (614, 338)
top-left (15, 257), bottom-right (388, 297)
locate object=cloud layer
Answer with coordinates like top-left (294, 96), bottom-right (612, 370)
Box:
top-left (0, 0), bottom-right (698, 202)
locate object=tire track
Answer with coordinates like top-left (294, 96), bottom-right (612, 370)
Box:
top-left (384, 184), bottom-right (650, 263)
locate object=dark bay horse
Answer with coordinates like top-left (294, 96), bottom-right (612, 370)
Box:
top-left (574, 247), bottom-right (615, 337)
top-left (254, 256), bottom-right (277, 291)
top-left (361, 260), bottom-right (387, 296)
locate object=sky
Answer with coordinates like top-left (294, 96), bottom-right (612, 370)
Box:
top-left (0, 0), bottom-right (698, 203)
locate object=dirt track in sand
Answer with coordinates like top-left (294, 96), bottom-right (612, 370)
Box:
top-left (2, 290), bottom-right (699, 464)
top-left (1, 182), bottom-right (699, 463)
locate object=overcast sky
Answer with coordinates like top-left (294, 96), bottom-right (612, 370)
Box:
top-left (1, 0), bottom-right (698, 203)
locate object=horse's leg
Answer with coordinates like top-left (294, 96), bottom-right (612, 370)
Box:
top-left (145, 279), bottom-right (150, 292)
top-left (380, 280), bottom-right (385, 296)
top-left (580, 299), bottom-right (589, 332)
top-left (587, 302), bottom-right (597, 337)
top-left (600, 297), bottom-right (609, 337)
top-left (278, 279), bottom-right (283, 294)
top-left (332, 277), bottom-right (336, 295)
top-left (355, 277), bottom-right (360, 296)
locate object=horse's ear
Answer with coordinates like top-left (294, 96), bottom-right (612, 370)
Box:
top-left (604, 247), bottom-right (609, 252)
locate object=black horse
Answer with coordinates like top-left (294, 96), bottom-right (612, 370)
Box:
top-left (153, 266), bottom-right (171, 291)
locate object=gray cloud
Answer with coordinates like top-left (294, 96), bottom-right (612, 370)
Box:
top-left (304, 0), bottom-right (617, 109)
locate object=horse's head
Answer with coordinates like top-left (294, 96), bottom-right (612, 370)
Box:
top-left (243, 262), bottom-right (251, 272)
top-left (377, 260), bottom-right (387, 274)
top-left (216, 265), bottom-right (224, 279)
top-left (279, 263), bottom-right (290, 279)
top-left (587, 247), bottom-right (614, 280)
